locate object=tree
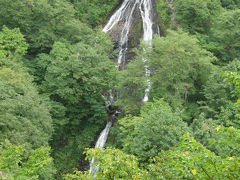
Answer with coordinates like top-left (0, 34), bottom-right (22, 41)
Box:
top-left (0, 141), bottom-right (55, 179)
top-left (191, 113), bottom-right (217, 146)
top-left (119, 99), bottom-right (190, 163)
top-left (149, 134), bottom-right (240, 179)
top-left (0, 27), bottom-right (53, 148)
top-left (36, 33), bottom-right (118, 175)
top-left (0, 26), bottom-right (28, 57)
top-left (220, 0), bottom-right (240, 9)
top-left (0, 0), bottom-right (85, 54)
top-left (174, 0), bottom-right (222, 34)
top-left (116, 56), bottom-right (147, 115)
top-left (208, 126), bottom-right (240, 157)
top-left (42, 40), bottom-right (117, 128)
top-left (149, 30), bottom-right (215, 108)
top-left (0, 67), bottom-right (53, 148)
top-left (69, 0), bottom-right (119, 27)
top-left (209, 9), bottom-right (240, 61)
top-left (200, 59), bottom-right (240, 128)
top-left (65, 148), bottom-right (149, 179)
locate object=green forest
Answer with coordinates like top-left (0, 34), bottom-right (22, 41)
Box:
top-left (0, 0), bottom-right (240, 179)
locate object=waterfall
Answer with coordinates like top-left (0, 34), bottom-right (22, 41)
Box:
top-left (103, 0), bottom-right (140, 69)
top-left (139, 0), bottom-right (154, 102)
top-left (157, 25), bottom-right (161, 36)
top-left (90, 0), bottom-right (156, 176)
top-left (89, 121), bottom-right (112, 175)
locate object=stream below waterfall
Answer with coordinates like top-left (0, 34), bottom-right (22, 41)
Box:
top-left (89, 0), bottom-right (158, 175)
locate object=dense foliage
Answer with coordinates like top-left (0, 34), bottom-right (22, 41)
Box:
top-left (209, 9), bottom-right (240, 61)
top-left (0, 142), bottom-right (55, 179)
top-left (149, 30), bottom-right (214, 107)
top-left (119, 100), bottom-right (189, 162)
top-left (0, 27), bottom-right (53, 149)
top-left (1, 0), bottom-right (240, 179)
top-left (69, 0), bottom-right (119, 27)
top-left (65, 148), bottom-right (148, 179)
top-left (149, 134), bottom-right (240, 179)
top-left (174, 0), bottom-right (222, 34)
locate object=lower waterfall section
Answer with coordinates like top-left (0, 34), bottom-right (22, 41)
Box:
top-left (89, 121), bottom-right (112, 175)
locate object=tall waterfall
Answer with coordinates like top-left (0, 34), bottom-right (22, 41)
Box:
top-left (90, 0), bottom-right (156, 176)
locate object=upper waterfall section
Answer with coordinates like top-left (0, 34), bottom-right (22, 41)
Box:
top-left (103, 0), bottom-right (160, 68)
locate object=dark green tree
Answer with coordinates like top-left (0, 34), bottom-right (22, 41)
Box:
top-left (116, 55), bottom-right (147, 115)
top-left (174, 0), bottom-right (222, 34)
top-left (0, 27), bottom-right (53, 148)
top-left (200, 59), bottom-right (240, 128)
top-left (209, 9), bottom-right (240, 61)
top-left (220, 0), bottom-right (240, 9)
top-left (35, 32), bottom-right (117, 175)
top-left (69, 0), bottom-right (119, 27)
top-left (119, 99), bottom-right (190, 162)
top-left (149, 30), bottom-right (215, 109)
top-left (0, 0), bottom-right (87, 54)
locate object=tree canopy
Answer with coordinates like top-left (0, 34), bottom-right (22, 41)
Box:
top-left (174, 0), bottom-right (222, 34)
top-left (119, 100), bottom-right (189, 162)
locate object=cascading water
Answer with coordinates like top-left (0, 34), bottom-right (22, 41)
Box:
top-left (90, 0), bottom-right (157, 176)
top-left (103, 0), bottom-right (140, 69)
top-left (139, 0), bottom-right (154, 102)
top-left (89, 121), bottom-right (112, 175)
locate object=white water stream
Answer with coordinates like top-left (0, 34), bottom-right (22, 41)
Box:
top-left (90, 0), bottom-right (155, 176)
top-left (139, 0), bottom-right (154, 102)
top-left (89, 121), bottom-right (112, 175)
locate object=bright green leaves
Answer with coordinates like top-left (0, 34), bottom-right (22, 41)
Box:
top-left (0, 142), bottom-right (25, 176)
top-left (0, 142), bottom-right (55, 179)
top-left (0, 26), bottom-right (28, 57)
top-left (20, 146), bottom-right (56, 179)
top-left (67, 130), bottom-right (240, 179)
top-left (65, 148), bottom-right (148, 180)
top-left (149, 134), bottom-right (240, 179)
